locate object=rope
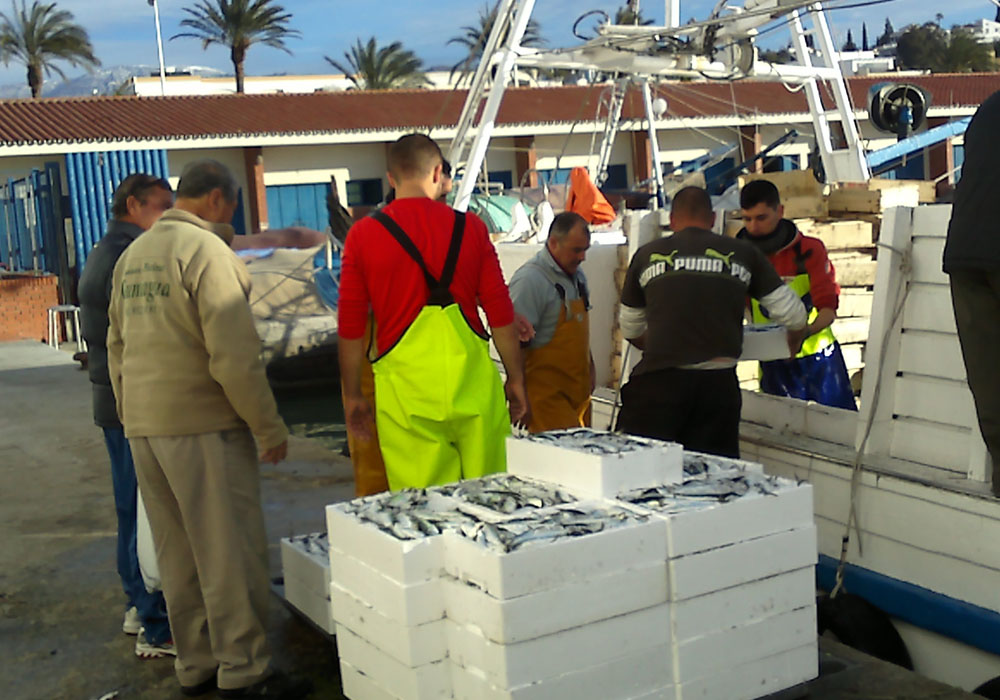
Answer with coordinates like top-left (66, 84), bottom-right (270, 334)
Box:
top-left (830, 232), bottom-right (913, 598)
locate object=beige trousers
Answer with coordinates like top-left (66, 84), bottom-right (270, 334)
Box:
top-left (130, 428), bottom-right (271, 690)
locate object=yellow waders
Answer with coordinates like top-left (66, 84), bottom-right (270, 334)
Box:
top-left (750, 268), bottom-right (836, 357)
top-left (342, 318), bottom-right (389, 497)
top-left (369, 210), bottom-right (510, 491)
top-left (525, 294), bottom-right (591, 433)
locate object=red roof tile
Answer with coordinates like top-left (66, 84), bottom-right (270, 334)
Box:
top-left (0, 74), bottom-right (994, 147)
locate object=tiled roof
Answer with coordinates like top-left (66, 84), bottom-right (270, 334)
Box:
top-left (0, 73), bottom-right (994, 147)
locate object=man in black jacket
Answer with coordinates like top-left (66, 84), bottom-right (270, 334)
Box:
top-left (78, 174), bottom-right (175, 657)
top-left (944, 89), bottom-right (1000, 497)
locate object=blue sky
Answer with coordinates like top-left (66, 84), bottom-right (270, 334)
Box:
top-left (2, 0), bottom-right (997, 86)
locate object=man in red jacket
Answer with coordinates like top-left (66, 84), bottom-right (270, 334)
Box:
top-left (737, 179), bottom-right (856, 410)
top-left (338, 134), bottom-right (529, 490)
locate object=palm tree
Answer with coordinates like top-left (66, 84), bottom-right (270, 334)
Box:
top-left (326, 37), bottom-right (428, 90)
top-left (448, 2), bottom-right (544, 83)
top-left (0, 1), bottom-right (99, 98)
top-left (614, 5), bottom-right (654, 26)
top-left (172, 0), bottom-right (299, 94)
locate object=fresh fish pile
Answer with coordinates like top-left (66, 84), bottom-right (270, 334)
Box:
top-left (455, 505), bottom-right (645, 554)
top-left (343, 488), bottom-right (474, 541)
top-left (526, 428), bottom-right (654, 455)
top-left (684, 451), bottom-right (740, 476)
top-left (622, 472), bottom-right (782, 509)
top-left (438, 474), bottom-right (577, 515)
top-left (287, 531), bottom-right (329, 557)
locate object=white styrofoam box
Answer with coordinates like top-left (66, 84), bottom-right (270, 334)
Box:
top-left (450, 643), bottom-right (673, 700)
top-left (506, 431), bottom-right (683, 497)
top-left (283, 574), bottom-right (334, 635)
top-left (740, 323), bottom-right (790, 361)
top-left (673, 606), bottom-right (816, 683)
top-left (668, 525), bottom-right (817, 601)
top-left (340, 661), bottom-right (399, 700)
top-left (446, 604), bottom-right (672, 689)
top-left (629, 482), bottom-right (814, 558)
top-left (442, 514), bottom-right (667, 599)
top-left (326, 503), bottom-right (445, 585)
top-left (671, 567), bottom-right (815, 641)
top-left (675, 640), bottom-right (818, 700)
top-left (443, 561), bottom-right (668, 644)
top-left (336, 625), bottom-right (451, 700)
top-left (330, 582), bottom-right (447, 668)
top-left (329, 549), bottom-right (445, 626)
top-left (280, 535), bottom-right (330, 598)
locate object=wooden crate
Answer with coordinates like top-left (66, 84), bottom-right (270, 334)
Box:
top-left (829, 252), bottom-right (877, 287)
top-left (739, 170), bottom-right (827, 220)
top-left (868, 178), bottom-right (936, 204)
top-left (827, 187), bottom-right (881, 215)
top-left (793, 219), bottom-right (875, 251)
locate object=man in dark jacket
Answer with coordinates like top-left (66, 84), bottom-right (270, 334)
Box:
top-left (78, 173), bottom-right (174, 657)
top-left (944, 89), bottom-right (1000, 497)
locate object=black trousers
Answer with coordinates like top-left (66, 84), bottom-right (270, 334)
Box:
top-left (950, 269), bottom-right (1000, 494)
top-left (616, 367), bottom-right (742, 458)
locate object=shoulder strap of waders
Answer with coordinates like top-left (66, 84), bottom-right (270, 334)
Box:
top-left (371, 209), bottom-right (466, 307)
top-left (792, 239), bottom-right (812, 276)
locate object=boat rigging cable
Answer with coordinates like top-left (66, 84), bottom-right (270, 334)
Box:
top-left (831, 230), bottom-right (913, 598)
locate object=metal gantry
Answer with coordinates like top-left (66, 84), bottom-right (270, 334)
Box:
top-left (448, 0), bottom-right (872, 214)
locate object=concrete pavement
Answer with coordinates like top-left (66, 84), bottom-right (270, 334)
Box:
top-left (0, 341), bottom-right (353, 699)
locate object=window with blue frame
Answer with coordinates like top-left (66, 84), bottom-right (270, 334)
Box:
top-left (604, 164), bottom-right (628, 190)
top-left (538, 164), bottom-right (628, 189)
top-left (488, 170), bottom-right (513, 190)
top-left (762, 155), bottom-right (798, 173)
top-left (704, 158), bottom-right (736, 195)
top-left (875, 153), bottom-right (925, 181)
top-left (538, 167), bottom-right (572, 185)
top-left (265, 183), bottom-right (328, 230)
top-left (347, 178), bottom-right (384, 207)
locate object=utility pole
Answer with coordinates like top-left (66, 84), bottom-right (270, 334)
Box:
top-left (664, 0), bottom-right (680, 28)
top-left (149, 0), bottom-right (167, 96)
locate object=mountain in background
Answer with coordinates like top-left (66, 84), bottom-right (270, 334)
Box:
top-left (0, 65), bottom-right (227, 99)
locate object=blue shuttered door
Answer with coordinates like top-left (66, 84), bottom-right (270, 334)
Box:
top-left (0, 163), bottom-right (65, 274)
top-left (265, 183), bottom-right (327, 231)
top-left (65, 149), bottom-right (169, 272)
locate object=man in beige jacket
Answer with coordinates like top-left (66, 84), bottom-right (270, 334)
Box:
top-left (108, 160), bottom-right (308, 700)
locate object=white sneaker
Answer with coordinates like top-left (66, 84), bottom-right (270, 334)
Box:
top-left (122, 606), bottom-right (141, 635)
top-left (135, 627), bottom-right (176, 659)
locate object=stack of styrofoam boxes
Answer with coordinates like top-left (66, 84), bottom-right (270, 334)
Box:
top-left (280, 533), bottom-right (335, 635)
top-left (326, 430), bottom-right (818, 700)
top-left (443, 500), bottom-right (674, 699)
top-left (619, 452), bottom-right (818, 699)
top-left (327, 491), bottom-right (452, 700)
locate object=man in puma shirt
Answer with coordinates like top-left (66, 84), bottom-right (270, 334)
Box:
top-left (617, 187), bottom-right (806, 457)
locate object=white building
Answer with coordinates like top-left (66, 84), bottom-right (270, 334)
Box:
top-left (963, 18), bottom-right (1000, 45)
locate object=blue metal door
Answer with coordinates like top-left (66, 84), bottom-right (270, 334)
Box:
top-left (0, 163), bottom-right (65, 274)
top-left (65, 149), bottom-right (169, 271)
top-left (265, 183), bottom-right (327, 230)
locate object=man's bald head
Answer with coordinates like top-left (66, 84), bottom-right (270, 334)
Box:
top-left (669, 186), bottom-right (716, 232)
top-left (387, 133), bottom-right (444, 183)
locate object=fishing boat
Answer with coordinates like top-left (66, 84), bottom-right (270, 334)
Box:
top-left (450, 0), bottom-right (1000, 693)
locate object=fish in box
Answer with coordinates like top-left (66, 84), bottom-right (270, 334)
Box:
top-left (621, 470), bottom-right (814, 558)
top-left (507, 428), bottom-right (683, 497)
top-left (443, 502), bottom-right (667, 599)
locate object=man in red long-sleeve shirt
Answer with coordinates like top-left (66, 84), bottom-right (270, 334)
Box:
top-left (338, 133), bottom-right (529, 490)
top-left (737, 179), bottom-right (856, 410)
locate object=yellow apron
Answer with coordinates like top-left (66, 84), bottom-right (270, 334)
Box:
top-left (525, 295), bottom-right (591, 433)
top-left (370, 210), bottom-right (509, 491)
top-left (342, 318), bottom-right (389, 497)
